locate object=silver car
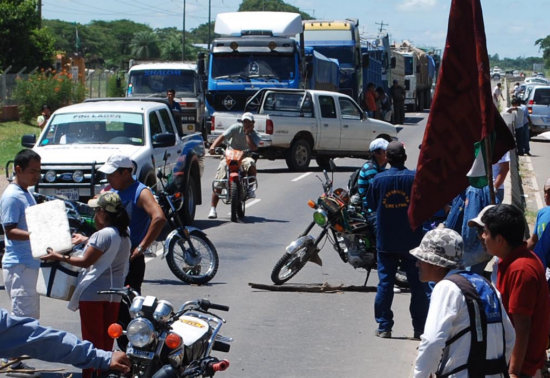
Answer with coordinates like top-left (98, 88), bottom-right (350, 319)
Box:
top-left (526, 85), bottom-right (550, 134)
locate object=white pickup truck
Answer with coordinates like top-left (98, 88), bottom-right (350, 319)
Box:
top-left (210, 89), bottom-right (398, 170)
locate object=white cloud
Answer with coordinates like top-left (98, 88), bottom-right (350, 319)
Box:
top-left (397, 0), bottom-right (437, 11)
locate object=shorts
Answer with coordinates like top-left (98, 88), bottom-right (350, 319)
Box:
top-left (2, 264), bottom-right (40, 319)
top-left (215, 156), bottom-right (256, 181)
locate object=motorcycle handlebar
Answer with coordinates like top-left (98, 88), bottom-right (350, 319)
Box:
top-left (198, 299), bottom-right (229, 312)
top-left (212, 360), bottom-right (230, 372)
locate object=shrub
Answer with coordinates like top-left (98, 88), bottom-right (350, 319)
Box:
top-left (107, 73), bottom-right (126, 97)
top-left (13, 69), bottom-right (87, 124)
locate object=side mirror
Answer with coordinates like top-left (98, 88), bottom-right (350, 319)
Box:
top-left (21, 134), bottom-right (37, 148)
top-left (329, 158), bottom-right (336, 172)
top-left (152, 133), bottom-right (176, 148)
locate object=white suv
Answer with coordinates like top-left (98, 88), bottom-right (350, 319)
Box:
top-left (526, 85), bottom-right (550, 134)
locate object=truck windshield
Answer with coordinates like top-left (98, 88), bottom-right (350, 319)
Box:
top-left (309, 46), bottom-right (354, 66)
top-left (128, 69), bottom-right (196, 96)
top-left (39, 112), bottom-right (145, 146)
top-left (211, 53), bottom-right (295, 81)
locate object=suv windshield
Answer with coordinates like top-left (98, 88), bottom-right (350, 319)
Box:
top-left (39, 112), bottom-right (144, 146)
top-left (128, 69), bottom-right (196, 97)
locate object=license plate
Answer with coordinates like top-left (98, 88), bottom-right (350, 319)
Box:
top-left (55, 188), bottom-right (79, 201)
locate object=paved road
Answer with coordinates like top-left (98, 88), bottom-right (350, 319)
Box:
top-left (0, 111), bottom-right (437, 378)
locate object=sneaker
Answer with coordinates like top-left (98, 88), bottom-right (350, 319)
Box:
top-left (208, 208), bottom-right (217, 219)
top-left (4, 361), bottom-right (40, 378)
top-left (247, 188), bottom-right (256, 199)
top-left (375, 329), bottom-right (392, 339)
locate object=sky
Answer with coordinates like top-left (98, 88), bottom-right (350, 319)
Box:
top-left (42, 0), bottom-right (547, 59)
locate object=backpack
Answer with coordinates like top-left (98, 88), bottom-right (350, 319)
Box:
top-left (436, 272), bottom-right (509, 378)
top-left (348, 168), bottom-right (361, 196)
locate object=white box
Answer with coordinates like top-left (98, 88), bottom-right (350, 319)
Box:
top-left (25, 199), bottom-right (73, 258)
top-left (37, 260), bottom-right (80, 300)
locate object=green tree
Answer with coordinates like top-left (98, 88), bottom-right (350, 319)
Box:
top-left (130, 31), bottom-right (160, 60)
top-left (535, 36), bottom-right (550, 70)
top-left (238, 0), bottom-right (314, 19)
top-left (0, 0), bottom-right (56, 71)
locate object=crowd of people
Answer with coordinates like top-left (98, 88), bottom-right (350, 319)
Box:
top-left (361, 80), bottom-right (405, 124)
top-left (357, 137), bottom-right (550, 377)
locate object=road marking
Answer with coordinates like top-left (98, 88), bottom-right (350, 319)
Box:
top-left (292, 172), bottom-right (312, 182)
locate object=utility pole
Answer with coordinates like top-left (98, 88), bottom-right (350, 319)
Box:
top-left (38, 0), bottom-right (42, 28)
top-left (375, 21), bottom-right (388, 35)
top-left (182, 0), bottom-right (186, 61)
top-left (208, 0), bottom-right (211, 51)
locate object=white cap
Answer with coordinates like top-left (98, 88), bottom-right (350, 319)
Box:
top-left (98, 154), bottom-right (134, 174)
top-left (241, 112), bottom-right (255, 122)
top-left (369, 138), bottom-right (389, 152)
top-left (467, 205), bottom-right (496, 228)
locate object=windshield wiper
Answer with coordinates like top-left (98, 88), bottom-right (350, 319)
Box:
top-left (215, 74), bottom-right (250, 81)
top-left (248, 74), bottom-right (281, 82)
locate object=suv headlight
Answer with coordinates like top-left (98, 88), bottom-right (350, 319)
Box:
top-left (127, 318), bottom-right (155, 347)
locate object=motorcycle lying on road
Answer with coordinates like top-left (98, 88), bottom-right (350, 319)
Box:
top-left (270, 161), bottom-right (408, 287)
top-left (155, 163), bottom-right (219, 285)
top-left (99, 287), bottom-right (232, 378)
top-left (211, 147), bottom-right (258, 222)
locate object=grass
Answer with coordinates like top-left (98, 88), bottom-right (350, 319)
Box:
top-left (0, 121), bottom-right (40, 174)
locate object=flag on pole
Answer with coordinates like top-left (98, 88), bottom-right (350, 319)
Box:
top-left (407, 0), bottom-right (515, 230)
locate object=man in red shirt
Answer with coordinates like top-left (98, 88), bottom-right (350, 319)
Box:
top-left (364, 82), bottom-right (377, 118)
top-left (479, 204), bottom-right (550, 378)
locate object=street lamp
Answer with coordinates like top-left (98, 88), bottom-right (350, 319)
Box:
top-left (182, 0), bottom-right (186, 60)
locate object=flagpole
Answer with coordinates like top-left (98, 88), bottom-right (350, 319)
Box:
top-left (484, 137), bottom-right (496, 204)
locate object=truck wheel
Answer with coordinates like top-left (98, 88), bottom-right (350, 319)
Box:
top-left (315, 156), bottom-right (330, 170)
top-left (181, 175), bottom-right (197, 225)
top-left (286, 139), bottom-right (311, 171)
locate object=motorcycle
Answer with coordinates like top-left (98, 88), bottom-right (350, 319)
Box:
top-left (271, 163), bottom-right (379, 286)
top-left (211, 147), bottom-right (257, 222)
top-left (155, 163), bottom-right (219, 285)
top-left (99, 287), bottom-right (232, 378)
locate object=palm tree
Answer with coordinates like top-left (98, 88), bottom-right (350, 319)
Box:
top-left (130, 31), bottom-right (160, 59)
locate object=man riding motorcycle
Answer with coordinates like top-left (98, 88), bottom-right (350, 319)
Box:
top-left (208, 112), bottom-right (260, 219)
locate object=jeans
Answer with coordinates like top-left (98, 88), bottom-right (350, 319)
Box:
top-left (522, 124), bottom-right (531, 154)
top-left (515, 126), bottom-right (526, 155)
top-left (374, 252), bottom-right (430, 333)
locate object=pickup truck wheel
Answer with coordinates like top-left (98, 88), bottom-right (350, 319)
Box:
top-left (315, 156), bottom-right (330, 170)
top-left (286, 139), bottom-right (311, 171)
top-left (181, 176), bottom-right (197, 225)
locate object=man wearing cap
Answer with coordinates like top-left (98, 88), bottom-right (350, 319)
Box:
top-left (526, 178), bottom-right (550, 252)
top-left (98, 154), bottom-right (166, 293)
top-left (479, 204), bottom-right (550, 378)
top-left (412, 228), bottom-right (515, 377)
top-left (357, 138), bottom-right (388, 212)
top-left (366, 141), bottom-right (430, 339)
top-left (207, 112), bottom-right (260, 219)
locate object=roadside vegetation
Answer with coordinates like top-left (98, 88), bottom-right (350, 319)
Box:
top-left (0, 121), bottom-right (38, 174)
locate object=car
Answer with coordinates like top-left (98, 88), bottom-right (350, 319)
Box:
top-left (524, 76), bottom-right (549, 85)
top-left (525, 85), bottom-right (550, 134)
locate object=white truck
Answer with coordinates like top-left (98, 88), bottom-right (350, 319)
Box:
top-left (210, 89), bottom-right (398, 171)
top-left (127, 61), bottom-right (207, 139)
top-left (20, 98), bottom-right (205, 223)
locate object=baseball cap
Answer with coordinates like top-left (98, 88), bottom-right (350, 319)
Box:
top-left (88, 192), bottom-right (123, 213)
top-left (369, 138), bottom-right (389, 152)
top-left (544, 178), bottom-right (550, 191)
top-left (410, 228), bottom-right (464, 269)
top-left (98, 154), bottom-right (134, 174)
top-left (241, 112), bottom-right (255, 122)
top-left (467, 205), bottom-right (496, 228)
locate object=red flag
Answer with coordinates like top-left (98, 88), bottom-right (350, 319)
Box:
top-left (408, 0), bottom-right (515, 230)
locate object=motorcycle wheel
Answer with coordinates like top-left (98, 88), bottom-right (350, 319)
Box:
top-left (237, 182), bottom-right (246, 219)
top-left (271, 244), bottom-right (315, 285)
top-left (230, 181), bottom-right (241, 222)
top-left (166, 230), bottom-right (219, 285)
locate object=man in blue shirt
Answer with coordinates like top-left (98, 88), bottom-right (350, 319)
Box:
top-left (0, 308), bottom-right (130, 374)
top-left (357, 138), bottom-right (388, 212)
top-left (366, 141), bottom-right (430, 339)
top-left (527, 178), bottom-right (550, 253)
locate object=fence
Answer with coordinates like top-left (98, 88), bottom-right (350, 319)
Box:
top-left (0, 67), bottom-right (126, 108)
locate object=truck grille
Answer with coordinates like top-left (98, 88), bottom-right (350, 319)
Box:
top-left (207, 92), bottom-right (252, 112)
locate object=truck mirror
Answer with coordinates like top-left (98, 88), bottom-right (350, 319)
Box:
top-left (197, 53), bottom-right (206, 76)
top-left (152, 133), bottom-right (176, 148)
top-left (21, 134), bottom-right (37, 148)
top-left (390, 57), bottom-right (396, 69)
top-left (362, 54), bottom-right (369, 68)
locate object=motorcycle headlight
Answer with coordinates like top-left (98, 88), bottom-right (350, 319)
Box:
top-left (127, 318), bottom-right (155, 347)
top-left (313, 209), bottom-right (328, 227)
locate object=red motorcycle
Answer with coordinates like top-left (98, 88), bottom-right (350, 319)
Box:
top-left (212, 148), bottom-right (257, 222)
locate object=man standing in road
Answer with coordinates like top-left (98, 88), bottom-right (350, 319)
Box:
top-left (366, 141), bottom-right (430, 339)
top-left (480, 204), bottom-right (550, 378)
top-left (99, 154), bottom-right (166, 293)
top-left (357, 138), bottom-right (388, 212)
top-left (166, 89), bottom-right (181, 113)
top-left (493, 83), bottom-right (504, 109)
top-left (389, 80), bottom-right (405, 124)
top-left (412, 228), bottom-right (515, 377)
top-left (207, 112), bottom-right (260, 219)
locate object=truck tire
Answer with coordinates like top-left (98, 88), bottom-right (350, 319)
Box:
top-left (286, 139), bottom-right (311, 171)
top-left (181, 175), bottom-right (197, 225)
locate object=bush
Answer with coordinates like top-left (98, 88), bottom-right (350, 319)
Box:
top-left (13, 69), bottom-right (87, 124)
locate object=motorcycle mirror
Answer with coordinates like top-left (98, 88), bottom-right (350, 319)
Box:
top-left (329, 159), bottom-right (336, 172)
top-left (107, 323), bottom-right (123, 339)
